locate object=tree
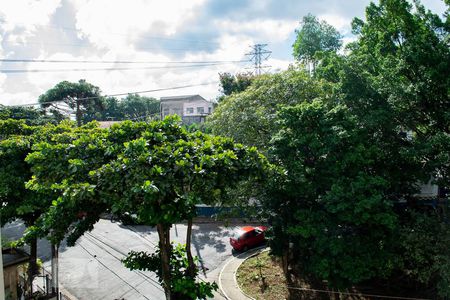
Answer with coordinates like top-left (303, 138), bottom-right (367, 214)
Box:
top-left (209, 67), bottom-right (331, 152)
top-left (292, 14), bottom-right (342, 70)
top-left (345, 0), bottom-right (450, 187)
top-left (100, 94), bottom-right (160, 121)
top-left (38, 79), bottom-right (104, 126)
top-left (0, 119), bottom-right (77, 296)
top-left (218, 72), bottom-right (254, 101)
top-left (0, 105), bottom-right (66, 125)
top-left (24, 117), bottom-right (268, 300)
top-left (266, 100), bottom-right (425, 290)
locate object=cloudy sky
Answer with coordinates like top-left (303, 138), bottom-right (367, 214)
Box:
top-left (0, 0), bottom-right (446, 106)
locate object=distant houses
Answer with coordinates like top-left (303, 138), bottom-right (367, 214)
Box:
top-left (160, 95), bottom-right (214, 125)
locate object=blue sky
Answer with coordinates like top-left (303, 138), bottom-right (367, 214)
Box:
top-left (0, 0), bottom-right (447, 106)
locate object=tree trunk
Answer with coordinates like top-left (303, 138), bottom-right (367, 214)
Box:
top-left (157, 224), bottom-right (172, 300)
top-left (185, 218), bottom-right (196, 277)
top-left (76, 100), bottom-right (82, 127)
top-left (27, 236), bottom-right (38, 296)
top-left (51, 243), bottom-right (59, 299)
top-left (282, 242), bottom-right (296, 300)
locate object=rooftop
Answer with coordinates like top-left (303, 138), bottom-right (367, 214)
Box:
top-left (160, 95), bottom-right (209, 102)
top-left (2, 248), bottom-right (29, 268)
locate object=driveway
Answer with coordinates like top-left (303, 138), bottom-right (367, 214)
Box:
top-left (2, 219), bottom-right (240, 300)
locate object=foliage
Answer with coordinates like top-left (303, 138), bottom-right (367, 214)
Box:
top-left (100, 94), bottom-right (160, 121)
top-left (208, 67), bottom-right (331, 152)
top-left (210, 0), bottom-right (449, 295)
top-left (398, 212), bottom-right (450, 297)
top-left (123, 243), bottom-right (218, 300)
top-left (24, 116), bottom-right (268, 299)
top-left (340, 0), bottom-right (450, 185)
top-left (218, 72), bottom-right (255, 100)
top-left (265, 101), bottom-right (417, 287)
top-left (292, 14), bottom-right (342, 65)
top-left (0, 105), bottom-right (66, 126)
top-left (38, 79), bottom-right (104, 126)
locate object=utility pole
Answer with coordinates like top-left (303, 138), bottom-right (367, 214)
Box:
top-left (245, 44), bottom-right (272, 75)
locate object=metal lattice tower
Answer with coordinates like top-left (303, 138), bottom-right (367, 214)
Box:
top-left (245, 44), bottom-right (271, 75)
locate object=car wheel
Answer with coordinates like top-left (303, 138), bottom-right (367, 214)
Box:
top-left (243, 245), bottom-right (248, 252)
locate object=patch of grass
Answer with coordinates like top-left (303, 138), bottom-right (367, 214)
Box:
top-left (236, 251), bottom-right (289, 300)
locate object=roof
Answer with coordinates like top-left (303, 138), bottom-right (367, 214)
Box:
top-left (160, 95), bottom-right (209, 102)
top-left (2, 248), bottom-right (29, 268)
top-left (98, 121), bottom-right (122, 128)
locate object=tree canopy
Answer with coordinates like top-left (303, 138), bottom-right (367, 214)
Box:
top-left (0, 105), bottom-right (66, 125)
top-left (38, 79), bottom-right (104, 126)
top-left (99, 94), bottom-right (160, 121)
top-left (208, 68), bottom-right (331, 152)
top-left (209, 0), bottom-right (450, 297)
top-left (22, 116), bottom-right (268, 300)
top-left (292, 14), bottom-right (342, 66)
top-left (218, 72), bottom-right (255, 99)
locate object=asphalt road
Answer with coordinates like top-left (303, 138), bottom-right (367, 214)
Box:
top-left (1, 219), bottom-right (241, 300)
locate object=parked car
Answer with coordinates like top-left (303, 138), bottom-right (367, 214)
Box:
top-left (230, 226), bottom-right (267, 252)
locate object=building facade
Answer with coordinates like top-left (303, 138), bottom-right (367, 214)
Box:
top-left (160, 95), bottom-right (214, 125)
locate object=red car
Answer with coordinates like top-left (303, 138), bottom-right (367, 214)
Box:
top-left (230, 226), bottom-right (268, 252)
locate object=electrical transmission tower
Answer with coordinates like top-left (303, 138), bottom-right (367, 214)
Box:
top-left (245, 44), bottom-right (271, 75)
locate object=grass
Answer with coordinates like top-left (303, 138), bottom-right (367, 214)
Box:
top-left (236, 251), bottom-right (289, 300)
top-left (237, 252), bottom-right (432, 300)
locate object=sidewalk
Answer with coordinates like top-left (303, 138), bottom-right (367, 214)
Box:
top-left (217, 246), bottom-right (267, 300)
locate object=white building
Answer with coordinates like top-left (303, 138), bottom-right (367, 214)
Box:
top-left (160, 95), bottom-right (214, 125)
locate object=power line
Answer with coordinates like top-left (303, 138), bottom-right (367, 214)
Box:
top-left (76, 239), bottom-right (152, 300)
top-left (286, 286), bottom-right (430, 300)
top-left (0, 61), bottom-right (245, 74)
top-left (0, 58), bottom-right (249, 64)
top-left (84, 233), bottom-right (162, 290)
top-left (6, 81), bottom-right (218, 107)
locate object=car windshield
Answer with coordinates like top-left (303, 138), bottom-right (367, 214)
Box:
top-left (231, 229), bottom-right (245, 239)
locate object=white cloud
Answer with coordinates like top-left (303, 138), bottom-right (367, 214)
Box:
top-left (215, 19), bottom-right (298, 43)
top-left (72, 0), bottom-right (206, 49)
top-left (0, 0), bottom-right (61, 32)
top-left (318, 13), bottom-right (351, 33)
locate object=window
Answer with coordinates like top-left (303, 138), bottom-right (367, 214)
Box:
top-left (197, 107), bottom-right (205, 114)
top-left (163, 108), bottom-right (169, 116)
top-left (186, 107), bottom-right (194, 114)
top-left (208, 107), bottom-right (212, 114)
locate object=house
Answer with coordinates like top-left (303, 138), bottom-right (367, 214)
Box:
top-left (2, 248), bottom-right (29, 300)
top-left (160, 95), bottom-right (214, 125)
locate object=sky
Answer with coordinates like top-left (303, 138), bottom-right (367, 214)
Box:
top-left (0, 0), bottom-right (447, 106)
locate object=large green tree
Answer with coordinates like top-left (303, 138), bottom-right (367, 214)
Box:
top-left (0, 105), bottom-right (66, 125)
top-left (210, 0), bottom-right (450, 296)
top-left (208, 67), bottom-right (331, 152)
top-left (100, 94), bottom-right (160, 121)
top-left (293, 14), bottom-right (342, 70)
top-left (343, 0), bottom-right (450, 187)
top-left (217, 72), bottom-right (255, 102)
top-left (317, 0), bottom-right (450, 295)
top-left (0, 119), bottom-right (78, 296)
top-left (24, 116), bottom-right (268, 300)
top-left (39, 79), bottom-right (104, 126)
top-left (266, 100), bottom-right (424, 289)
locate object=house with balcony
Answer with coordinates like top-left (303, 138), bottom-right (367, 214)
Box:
top-left (160, 95), bottom-right (214, 125)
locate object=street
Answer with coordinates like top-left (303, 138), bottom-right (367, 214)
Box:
top-left (2, 219), bottom-right (240, 299)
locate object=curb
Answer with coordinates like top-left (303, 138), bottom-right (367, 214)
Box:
top-left (235, 248), bottom-right (270, 300)
top-left (218, 246), bottom-right (268, 300)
